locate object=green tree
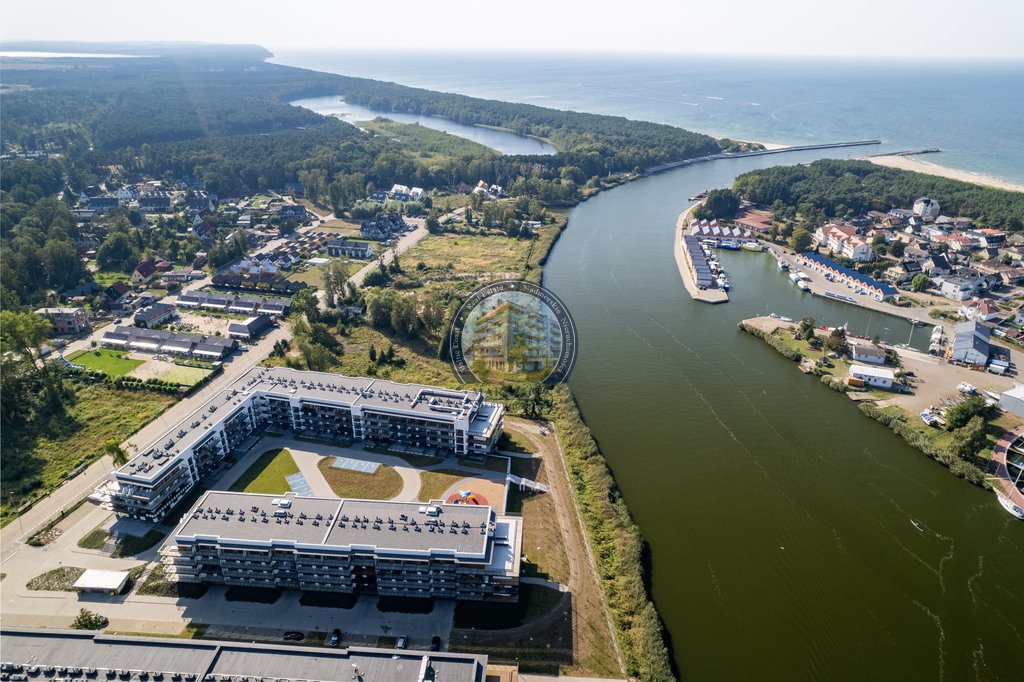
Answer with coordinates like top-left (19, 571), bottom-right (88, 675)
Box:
top-left (944, 395), bottom-right (989, 431)
top-left (890, 240), bottom-right (905, 258)
top-left (948, 415), bottom-right (987, 459)
top-left (789, 227), bottom-right (813, 253)
top-left (99, 439), bottom-right (128, 465)
top-left (0, 310), bottom-right (51, 361)
top-left (95, 231), bottom-right (139, 272)
top-left (71, 608), bottom-right (109, 629)
top-left (798, 316), bottom-right (817, 341)
top-left (911, 274), bottom-right (930, 292)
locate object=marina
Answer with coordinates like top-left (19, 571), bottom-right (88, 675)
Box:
top-left (544, 147), bottom-right (1024, 678)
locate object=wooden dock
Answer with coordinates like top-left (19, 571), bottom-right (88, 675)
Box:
top-left (675, 207), bottom-right (728, 304)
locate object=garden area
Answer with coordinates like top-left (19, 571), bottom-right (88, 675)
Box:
top-left (66, 348), bottom-right (143, 378)
top-left (228, 448), bottom-right (299, 494)
top-left (316, 458), bottom-right (403, 499)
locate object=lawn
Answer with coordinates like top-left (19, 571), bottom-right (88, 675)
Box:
top-left (1, 384), bottom-right (176, 526)
top-left (228, 448), bottom-right (299, 494)
top-left (316, 458), bottom-right (403, 499)
top-left (286, 260), bottom-right (356, 287)
top-left (67, 348), bottom-right (144, 378)
top-left (156, 365), bottom-right (213, 386)
top-left (417, 469), bottom-right (469, 502)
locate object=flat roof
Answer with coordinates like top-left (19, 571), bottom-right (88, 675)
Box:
top-left (0, 628), bottom-right (486, 682)
top-left (849, 364), bottom-right (895, 379)
top-left (115, 367), bottom-right (499, 483)
top-left (176, 491), bottom-right (497, 558)
top-left (73, 569), bottom-right (130, 591)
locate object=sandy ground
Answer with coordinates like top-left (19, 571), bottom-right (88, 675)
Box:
top-left (173, 311), bottom-right (233, 336)
top-left (867, 155), bottom-right (1024, 193)
top-left (881, 347), bottom-right (1020, 415)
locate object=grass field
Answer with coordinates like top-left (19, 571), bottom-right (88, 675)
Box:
top-left (286, 260), bottom-right (357, 287)
top-left (1, 384), bottom-right (176, 525)
top-left (156, 365), bottom-right (213, 386)
top-left (67, 349), bottom-right (144, 378)
top-left (361, 119), bottom-right (497, 164)
top-left (316, 458), bottom-right (403, 499)
top-left (417, 469), bottom-right (469, 502)
top-left (228, 448), bottom-right (299, 494)
top-left (403, 233), bottom-right (532, 274)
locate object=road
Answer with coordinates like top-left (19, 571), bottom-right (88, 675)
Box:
top-left (348, 220), bottom-right (428, 288)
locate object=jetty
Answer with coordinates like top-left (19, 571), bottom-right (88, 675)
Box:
top-left (676, 206), bottom-right (728, 304)
top-left (647, 139), bottom-right (882, 175)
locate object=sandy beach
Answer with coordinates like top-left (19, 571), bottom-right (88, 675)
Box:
top-left (867, 155), bottom-right (1024, 193)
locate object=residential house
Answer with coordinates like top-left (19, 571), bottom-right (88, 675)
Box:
top-left (885, 259), bottom-right (924, 284)
top-left (951, 321), bottom-right (991, 366)
top-left (104, 281), bottom-right (131, 306)
top-left (940, 274), bottom-right (983, 301)
top-left (228, 296), bottom-right (262, 316)
top-left (133, 303), bottom-right (176, 328)
top-left (924, 252), bottom-right (952, 277)
top-left (814, 223), bottom-right (874, 262)
top-left (946, 234), bottom-right (978, 253)
top-left (800, 252), bottom-right (898, 301)
top-left (849, 340), bottom-right (886, 365)
top-left (960, 299), bottom-right (1002, 323)
top-left (115, 186), bottom-right (139, 203)
top-left (257, 298), bottom-right (291, 317)
top-left (227, 314), bottom-right (273, 341)
top-left (326, 238), bottom-right (375, 259)
top-left (85, 196), bottom-right (120, 213)
top-left (276, 204), bottom-right (307, 221)
top-left (848, 364), bottom-right (895, 389)
top-left (161, 269), bottom-right (204, 285)
top-left (131, 258), bottom-right (159, 285)
top-left (138, 193), bottom-right (172, 213)
top-left (35, 307), bottom-right (90, 335)
top-left (1001, 269), bottom-right (1024, 287)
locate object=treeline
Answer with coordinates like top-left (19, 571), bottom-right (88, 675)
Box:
top-left (339, 79), bottom-right (725, 175)
top-left (733, 159), bottom-right (1024, 230)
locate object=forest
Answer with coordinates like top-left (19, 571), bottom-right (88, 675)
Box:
top-left (732, 159), bottom-right (1024, 229)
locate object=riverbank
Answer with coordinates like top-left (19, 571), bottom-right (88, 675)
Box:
top-left (675, 204), bottom-right (729, 304)
top-left (867, 155), bottom-right (1024, 193)
top-left (739, 316), bottom-right (997, 488)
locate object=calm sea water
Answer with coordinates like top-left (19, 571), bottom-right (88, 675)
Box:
top-left (271, 50), bottom-right (1024, 184)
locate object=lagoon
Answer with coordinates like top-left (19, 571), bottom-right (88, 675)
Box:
top-left (290, 95), bottom-right (557, 156)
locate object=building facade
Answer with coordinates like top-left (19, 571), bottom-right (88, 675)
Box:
top-left (161, 492), bottom-right (521, 603)
top-left (35, 307), bottom-right (90, 335)
top-left (103, 368), bottom-right (505, 522)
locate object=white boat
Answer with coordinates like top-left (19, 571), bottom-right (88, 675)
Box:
top-left (741, 242), bottom-right (763, 252)
top-left (957, 382), bottom-right (977, 395)
top-left (797, 280), bottom-right (811, 292)
top-left (777, 260), bottom-right (789, 271)
top-left (789, 272), bottom-right (802, 284)
top-left (997, 492), bottom-right (1024, 520)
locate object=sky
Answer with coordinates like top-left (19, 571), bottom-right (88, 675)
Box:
top-left (3, 0), bottom-right (1024, 60)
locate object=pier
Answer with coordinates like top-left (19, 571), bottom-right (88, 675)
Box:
top-left (675, 207), bottom-right (729, 304)
top-left (867, 148), bottom-right (941, 158)
top-left (647, 139), bottom-right (882, 174)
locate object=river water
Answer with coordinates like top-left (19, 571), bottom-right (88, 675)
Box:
top-left (543, 149), bottom-right (1024, 680)
top-left (290, 95), bottom-right (557, 156)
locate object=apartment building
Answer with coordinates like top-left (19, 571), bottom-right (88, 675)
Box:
top-left (35, 307), bottom-right (91, 335)
top-left (162, 491), bottom-right (521, 602)
top-left (104, 367), bottom-right (505, 522)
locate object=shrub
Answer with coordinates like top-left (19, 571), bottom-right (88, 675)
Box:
top-left (71, 608), bottom-right (108, 630)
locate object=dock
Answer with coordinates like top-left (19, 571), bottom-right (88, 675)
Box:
top-left (676, 206), bottom-right (728, 304)
top-left (647, 140), bottom-right (882, 175)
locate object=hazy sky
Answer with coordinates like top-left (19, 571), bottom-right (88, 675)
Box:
top-left (4, 0), bottom-right (1024, 60)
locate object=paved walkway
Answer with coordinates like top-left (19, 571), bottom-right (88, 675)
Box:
top-left (991, 426), bottom-right (1024, 512)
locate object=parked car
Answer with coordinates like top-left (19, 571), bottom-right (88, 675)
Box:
top-left (283, 631), bottom-right (304, 642)
top-left (328, 628), bottom-right (341, 647)
top-left (430, 636), bottom-right (441, 652)
top-left (396, 636), bottom-right (407, 649)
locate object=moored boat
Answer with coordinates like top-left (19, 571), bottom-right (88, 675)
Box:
top-left (777, 260), bottom-right (790, 271)
top-left (797, 280), bottom-right (811, 292)
top-left (718, 241), bottom-right (740, 251)
top-left (741, 242), bottom-right (764, 252)
top-left (997, 492), bottom-right (1024, 520)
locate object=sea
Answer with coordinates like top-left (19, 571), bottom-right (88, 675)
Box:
top-left (271, 50), bottom-right (1024, 185)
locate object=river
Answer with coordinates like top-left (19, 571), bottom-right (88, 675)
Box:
top-left (543, 149), bottom-right (1024, 680)
top-left (290, 95), bottom-right (557, 156)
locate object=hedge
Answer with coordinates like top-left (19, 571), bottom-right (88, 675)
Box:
top-left (550, 385), bottom-right (674, 681)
